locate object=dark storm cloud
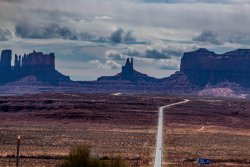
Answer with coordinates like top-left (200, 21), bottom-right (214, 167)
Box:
top-left (0, 28), bottom-right (12, 41)
top-left (193, 30), bottom-right (222, 45)
top-left (110, 28), bottom-right (137, 44)
top-left (15, 23), bottom-right (78, 40)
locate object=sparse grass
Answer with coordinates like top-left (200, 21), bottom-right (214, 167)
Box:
top-left (164, 124), bottom-right (250, 167)
top-left (60, 146), bottom-right (127, 167)
top-left (0, 93), bottom-right (169, 166)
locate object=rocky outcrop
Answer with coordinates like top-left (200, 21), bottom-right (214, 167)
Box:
top-left (98, 58), bottom-right (159, 83)
top-left (3, 47), bottom-right (250, 97)
top-left (20, 51), bottom-right (55, 69)
top-left (180, 48), bottom-right (250, 87)
top-left (198, 82), bottom-right (247, 99)
top-left (160, 71), bottom-right (199, 93)
top-left (0, 49), bottom-right (12, 70)
top-left (0, 49), bottom-right (70, 84)
top-left (0, 49), bottom-right (14, 83)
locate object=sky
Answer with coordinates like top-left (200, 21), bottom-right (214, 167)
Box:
top-left (1, 0), bottom-right (250, 81)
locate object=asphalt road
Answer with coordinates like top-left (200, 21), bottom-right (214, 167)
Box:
top-left (153, 99), bottom-right (190, 167)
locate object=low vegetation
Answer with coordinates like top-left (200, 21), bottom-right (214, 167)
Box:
top-left (60, 146), bottom-right (127, 167)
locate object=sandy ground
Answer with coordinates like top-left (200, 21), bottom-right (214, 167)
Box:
top-left (0, 93), bottom-right (176, 167)
top-left (0, 121), bottom-right (157, 167)
top-left (163, 98), bottom-right (250, 167)
top-left (0, 94), bottom-right (250, 167)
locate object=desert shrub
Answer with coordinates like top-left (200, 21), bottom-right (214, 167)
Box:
top-left (60, 146), bottom-right (127, 167)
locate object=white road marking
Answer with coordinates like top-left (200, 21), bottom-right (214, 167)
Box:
top-left (154, 99), bottom-right (190, 167)
top-left (197, 127), bottom-right (205, 131)
top-left (111, 93), bottom-right (122, 96)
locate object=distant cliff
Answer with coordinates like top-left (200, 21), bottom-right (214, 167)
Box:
top-left (0, 49), bottom-right (70, 84)
top-left (2, 48), bottom-right (250, 97)
top-left (180, 48), bottom-right (250, 87)
top-left (98, 58), bottom-right (159, 83)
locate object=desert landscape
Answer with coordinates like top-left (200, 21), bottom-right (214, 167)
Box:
top-left (2, 0), bottom-right (250, 167)
top-left (164, 98), bottom-right (250, 167)
top-left (0, 94), bottom-right (250, 167)
top-left (0, 93), bottom-right (177, 167)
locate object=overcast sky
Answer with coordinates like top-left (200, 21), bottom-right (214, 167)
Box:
top-left (1, 0), bottom-right (250, 80)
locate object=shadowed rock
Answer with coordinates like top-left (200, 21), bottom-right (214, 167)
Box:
top-left (97, 58), bottom-right (159, 83)
top-left (180, 48), bottom-right (250, 87)
top-left (0, 49), bottom-right (70, 84)
top-left (0, 49), bottom-right (12, 70)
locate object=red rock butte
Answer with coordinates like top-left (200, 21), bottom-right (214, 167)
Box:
top-left (0, 49), bottom-right (70, 84)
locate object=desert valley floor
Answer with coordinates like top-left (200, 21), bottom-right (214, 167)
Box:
top-left (0, 94), bottom-right (250, 167)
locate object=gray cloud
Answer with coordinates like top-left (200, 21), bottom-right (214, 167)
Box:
top-left (94, 16), bottom-right (111, 20)
top-left (0, 28), bottom-right (12, 41)
top-left (110, 28), bottom-right (137, 44)
top-left (145, 49), bottom-right (170, 59)
top-left (110, 29), bottom-right (123, 43)
top-left (123, 45), bottom-right (198, 60)
top-left (15, 23), bottom-right (77, 40)
top-left (193, 30), bottom-right (222, 45)
top-left (141, 0), bottom-right (244, 4)
top-left (123, 31), bottom-right (136, 42)
top-left (89, 59), bottom-right (121, 70)
top-left (2, 0), bottom-right (250, 80)
top-left (15, 22), bottom-right (139, 45)
top-left (79, 32), bottom-right (96, 41)
top-left (105, 60), bottom-right (122, 69)
top-left (162, 48), bottom-right (183, 57)
top-left (105, 48), bottom-right (172, 61)
top-left (73, 16), bottom-right (111, 23)
top-left (125, 48), bottom-right (171, 59)
top-left (105, 50), bottom-right (125, 60)
top-left (104, 48), bottom-right (180, 71)
top-left (158, 59), bottom-right (179, 70)
top-left (142, 0), bottom-right (194, 3)
top-left (0, 0), bottom-right (24, 3)
top-left (228, 35), bottom-right (250, 45)
top-left (79, 32), bottom-right (107, 43)
top-left (80, 29), bottom-right (138, 44)
top-left (161, 45), bottom-right (198, 58)
top-left (125, 48), bottom-right (141, 57)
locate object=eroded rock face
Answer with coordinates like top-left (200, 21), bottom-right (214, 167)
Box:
top-left (22, 51), bottom-right (55, 69)
top-left (0, 49), bottom-right (12, 70)
top-left (180, 48), bottom-right (250, 87)
top-left (0, 49), bottom-right (70, 84)
top-left (0, 50), bottom-right (13, 83)
top-left (121, 58), bottom-right (134, 78)
top-left (98, 58), bottom-right (159, 83)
